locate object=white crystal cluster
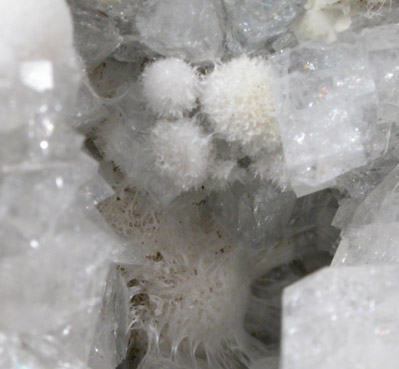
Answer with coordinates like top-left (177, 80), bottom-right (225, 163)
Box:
top-left (2, 1), bottom-right (399, 369)
top-left (0, 1), bottom-right (129, 368)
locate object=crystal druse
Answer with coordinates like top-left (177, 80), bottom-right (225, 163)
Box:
top-left (1, 1), bottom-right (398, 369)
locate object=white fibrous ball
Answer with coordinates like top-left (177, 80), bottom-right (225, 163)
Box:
top-left (201, 55), bottom-right (280, 155)
top-left (150, 119), bottom-right (211, 191)
top-left (142, 58), bottom-right (200, 118)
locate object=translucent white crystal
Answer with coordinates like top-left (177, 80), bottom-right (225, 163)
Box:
top-left (282, 102), bottom-right (365, 188)
top-left (68, 0), bottom-right (122, 67)
top-left (225, 0), bottom-right (298, 47)
top-left (0, 220), bottom-right (111, 333)
top-left (360, 24), bottom-right (399, 53)
top-left (281, 265), bottom-right (399, 369)
top-left (0, 2), bottom-right (125, 367)
top-left (89, 266), bottom-right (130, 369)
top-left (344, 164), bottom-right (399, 228)
top-left (0, 333), bottom-right (90, 369)
top-left (333, 223), bottom-right (399, 265)
top-left (0, 154), bottom-right (99, 240)
top-left (19, 61), bottom-right (54, 92)
top-left (360, 25), bottom-right (399, 123)
top-left (0, 0), bottom-right (74, 61)
top-left (276, 40), bottom-right (379, 194)
top-left (331, 198), bottom-right (358, 229)
top-left (95, 117), bottom-right (154, 184)
top-left (335, 149), bottom-right (398, 201)
top-left (95, 116), bottom-right (185, 205)
top-left (209, 181), bottom-right (296, 248)
top-left (332, 164), bottom-right (399, 265)
top-left (72, 78), bottom-right (109, 130)
top-left (0, 0), bottom-right (77, 133)
top-left (134, 0), bottom-right (224, 62)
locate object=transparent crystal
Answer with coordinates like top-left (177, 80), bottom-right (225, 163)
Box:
top-left (360, 25), bottom-right (399, 123)
top-left (333, 223), bottom-right (399, 265)
top-left (209, 180), bottom-right (296, 248)
top-left (88, 266), bottom-right (130, 369)
top-left (225, 0), bottom-right (299, 48)
top-left (134, 0), bottom-right (224, 62)
top-left (281, 266), bottom-right (399, 369)
top-left (0, 333), bottom-right (90, 369)
top-left (332, 164), bottom-right (399, 266)
top-left (68, 0), bottom-right (122, 68)
top-left (275, 39), bottom-right (386, 194)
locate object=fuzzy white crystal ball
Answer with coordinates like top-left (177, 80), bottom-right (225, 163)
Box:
top-left (202, 55), bottom-right (280, 154)
top-left (142, 58), bottom-right (200, 118)
top-left (150, 119), bottom-right (211, 190)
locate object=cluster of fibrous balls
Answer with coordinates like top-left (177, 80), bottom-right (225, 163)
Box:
top-left (96, 52), bottom-right (290, 368)
top-left (137, 55), bottom-right (284, 196)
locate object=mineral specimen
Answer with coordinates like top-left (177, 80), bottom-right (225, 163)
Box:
top-left (2, 1), bottom-right (399, 369)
